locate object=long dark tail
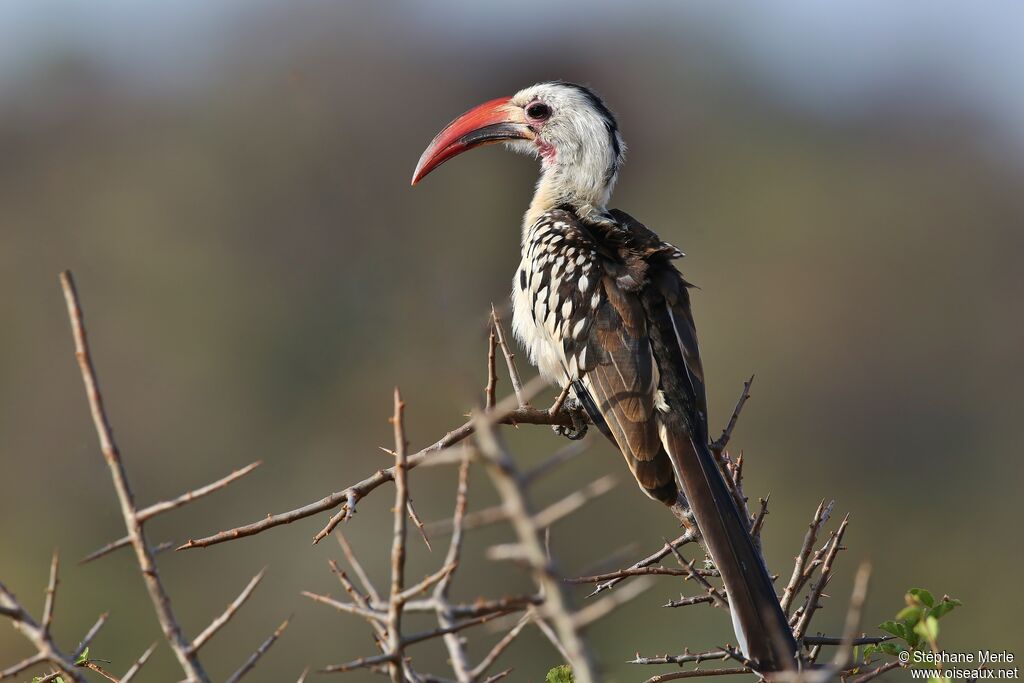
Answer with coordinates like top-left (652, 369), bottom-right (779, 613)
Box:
top-left (663, 429), bottom-right (798, 672)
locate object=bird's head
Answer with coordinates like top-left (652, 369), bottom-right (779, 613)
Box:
top-left (412, 81), bottom-right (625, 220)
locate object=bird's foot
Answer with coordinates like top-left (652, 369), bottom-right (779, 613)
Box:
top-left (552, 397), bottom-right (588, 441)
top-left (669, 497), bottom-right (697, 529)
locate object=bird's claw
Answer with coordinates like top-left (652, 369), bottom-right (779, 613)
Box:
top-left (552, 397), bottom-right (588, 441)
top-left (554, 424), bottom-right (588, 440)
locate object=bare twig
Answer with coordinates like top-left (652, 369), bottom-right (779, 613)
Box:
top-left (469, 612), bottom-right (532, 681)
top-left (642, 667), bottom-right (752, 682)
top-left (662, 594), bottom-right (719, 609)
top-left (629, 648), bottom-right (730, 666)
top-left (585, 531), bottom-right (697, 597)
top-left (567, 566), bottom-right (715, 585)
top-left (429, 475), bottom-right (616, 537)
top-left (321, 611), bottom-right (514, 673)
top-left (120, 642), bottom-right (157, 683)
top-left (179, 376), bottom-right (575, 550)
top-left (190, 568), bottom-right (266, 652)
top-left (138, 461), bottom-right (262, 522)
top-left (473, 413), bottom-right (597, 683)
top-left (849, 660), bottom-right (902, 683)
top-left (61, 271), bottom-right (209, 682)
top-left (1, 654), bottom-right (46, 680)
top-left (337, 532), bottom-right (382, 605)
top-left (485, 325), bottom-right (498, 410)
top-left (549, 382), bottom-right (572, 417)
top-left (712, 376), bottom-right (754, 454)
top-left (435, 457), bottom-right (473, 681)
top-left (828, 560), bottom-right (872, 670)
top-left (79, 537), bottom-right (175, 566)
top-left (573, 576), bottom-right (656, 628)
top-left (0, 560), bottom-right (86, 683)
top-left (529, 606), bottom-right (573, 663)
top-left (802, 635), bottom-right (889, 646)
top-left (481, 668), bottom-right (513, 683)
top-left (665, 540), bottom-right (729, 611)
top-left (223, 616), bottom-right (291, 683)
top-left (60, 271), bottom-right (278, 683)
top-left (491, 305), bottom-right (526, 407)
top-left (387, 388), bottom-right (410, 683)
top-left (720, 452), bottom-right (752, 530)
top-left (72, 611), bottom-right (109, 659)
top-left (793, 514), bottom-right (850, 639)
top-left (302, 591), bottom-right (385, 622)
top-left (41, 551), bottom-right (59, 637)
top-left (780, 499), bottom-right (833, 614)
top-left (407, 499), bottom-right (433, 551)
top-left (750, 495), bottom-right (770, 540)
top-left (329, 561), bottom-right (388, 645)
top-left (406, 594), bottom-right (542, 619)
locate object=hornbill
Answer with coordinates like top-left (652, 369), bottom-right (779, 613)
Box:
top-left (412, 81), bottom-right (797, 673)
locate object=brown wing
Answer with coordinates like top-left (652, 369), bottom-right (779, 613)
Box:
top-left (573, 267), bottom-right (678, 505)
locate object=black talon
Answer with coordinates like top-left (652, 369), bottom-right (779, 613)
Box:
top-left (552, 397), bottom-right (589, 441)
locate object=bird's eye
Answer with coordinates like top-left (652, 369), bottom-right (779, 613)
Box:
top-left (525, 102), bottom-right (552, 121)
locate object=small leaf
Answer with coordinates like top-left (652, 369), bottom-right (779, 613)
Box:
top-left (878, 620), bottom-right (905, 639)
top-left (862, 644), bottom-right (878, 660)
top-left (75, 646), bottom-right (90, 664)
top-left (896, 606), bottom-right (922, 623)
top-left (915, 615), bottom-right (940, 642)
top-left (909, 588), bottom-right (935, 608)
top-left (930, 601), bottom-right (956, 619)
top-left (905, 626), bottom-right (920, 649)
top-left (879, 642), bottom-right (903, 657)
top-left (547, 665), bottom-right (574, 683)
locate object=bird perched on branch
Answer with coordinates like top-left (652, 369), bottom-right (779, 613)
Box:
top-left (412, 81), bottom-right (797, 673)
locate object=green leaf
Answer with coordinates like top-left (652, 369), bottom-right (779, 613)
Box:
top-left (879, 642), bottom-right (903, 657)
top-left (905, 625), bottom-right (920, 649)
top-left (896, 606), bottom-right (922, 623)
top-left (547, 665), bottom-right (574, 683)
top-left (75, 646), bottom-right (89, 664)
top-left (915, 615), bottom-right (940, 642)
top-left (862, 645), bottom-right (878, 660)
top-left (878, 620), bottom-right (905, 639)
top-left (930, 601), bottom-right (956, 619)
top-left (908, 588), bottom-right (935, 608)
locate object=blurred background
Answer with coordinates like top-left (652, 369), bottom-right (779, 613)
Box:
top-left (2, 1), bottom-right (1022, 680)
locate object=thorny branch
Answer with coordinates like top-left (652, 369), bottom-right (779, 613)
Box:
top-left (178, 381), bottom-right (579, 550)
top-left (0, 552), bottom-right (87, 683)
top-left (40, 271), bottom-right (288, 683)
top-left (308, 394), bottom-right (608, 681)
top-left (2, 274), bottom-right (900, 682)
top-left (176, 302), bottom-right (891, 680)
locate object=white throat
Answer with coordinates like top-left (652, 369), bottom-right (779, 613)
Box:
top-left (524, 155), bottom-right (616, 231)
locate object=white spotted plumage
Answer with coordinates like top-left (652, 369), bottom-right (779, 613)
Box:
top-left (512, 211), bottom-right (601, 387)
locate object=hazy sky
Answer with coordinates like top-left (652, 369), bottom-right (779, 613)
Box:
top-left (2, 0), bottom-right (1022, 152)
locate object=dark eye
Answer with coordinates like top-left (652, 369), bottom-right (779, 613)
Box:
top-left (526, 101), bottom-right (551, 121)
